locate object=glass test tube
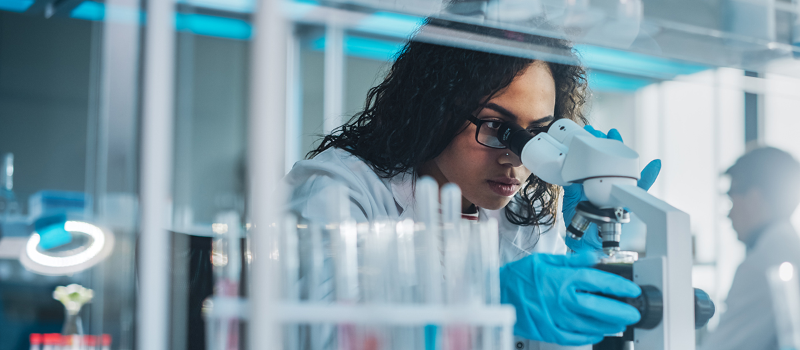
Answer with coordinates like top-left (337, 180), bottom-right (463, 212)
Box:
top-left (394, 218), bottom-right (421, 349)
top-left (480, 218), bottom-right (501, 350)
top-left (299, 222), bottom-right (333, 350)
top-left (327, 183), bottom-right (359, 350)
top-left (441, 184), bottom-right (467, 350)
top-left (282, 216), bottom-right (300, 350)
top-left (417, 177), bottom-right (443, 350)
top-left (441, 183), bottom-right (466, 305)
top-left (207, 211), bottom-right (242, 350)
top-left (417, 177), bottom-right (443, 305)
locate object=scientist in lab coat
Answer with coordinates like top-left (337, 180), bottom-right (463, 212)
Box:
top-left (700, 146), bottom-right (800, 350)
top-left (285, 19), bottom-right (657, 350)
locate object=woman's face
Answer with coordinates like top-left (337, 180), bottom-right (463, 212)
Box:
top-left (421, 61), bottom-right (557, 211)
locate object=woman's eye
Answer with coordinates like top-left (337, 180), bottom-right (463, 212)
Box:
top-left (484, 121), bottom-right (503, 129)
top-left (528, 126), bottom-right (548, 135)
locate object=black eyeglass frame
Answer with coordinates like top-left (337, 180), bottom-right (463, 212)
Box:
top-left (466, 115), bottom-right (553, 149)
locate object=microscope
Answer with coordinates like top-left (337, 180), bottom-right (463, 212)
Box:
top-left (498, 119), bottom-right (715, 350)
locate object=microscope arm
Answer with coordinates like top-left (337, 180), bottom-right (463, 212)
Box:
top-left (610, 184), bottom-right (696, 350)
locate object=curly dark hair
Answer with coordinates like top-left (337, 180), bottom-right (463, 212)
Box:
top-left (308, 19), bottom-right (589, 232)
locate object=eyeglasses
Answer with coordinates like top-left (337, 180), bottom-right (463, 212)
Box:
top-left (466, 115), bottom-right (551, 149)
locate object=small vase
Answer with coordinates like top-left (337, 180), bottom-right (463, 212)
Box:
top-left (62, 312), bottom-right (84, 335)
top-left (53, 284), bottom-right (93, 344)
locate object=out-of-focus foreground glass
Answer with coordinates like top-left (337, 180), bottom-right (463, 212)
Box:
top-left (5, 0), bottom-right (800, 349)
top-left (0, 1), bottom-right (141, 349)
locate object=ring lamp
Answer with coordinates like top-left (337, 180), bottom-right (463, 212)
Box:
top-left (20, 221), bottom-right (115, 275)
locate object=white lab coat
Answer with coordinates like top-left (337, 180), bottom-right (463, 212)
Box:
top-left (285, 148), bottom-right (589, 350)
top-left (699, 220), bottom-right (800, 350)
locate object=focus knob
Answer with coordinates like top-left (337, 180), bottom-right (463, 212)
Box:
top-left (694, 288), bottom-right (715, 329)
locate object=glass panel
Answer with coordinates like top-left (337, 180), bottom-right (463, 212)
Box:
top-left (169, 4), bottom-right (251, 350)
top-left (287, 0), bottom-right (800, 79)
top-left (0, 1), bottom-right (141, 349)
top-left (8, 0), bottom-right (799, 349)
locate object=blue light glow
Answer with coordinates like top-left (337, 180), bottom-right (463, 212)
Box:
top-left (576, 45), bottom-right (708, 80)
top-left (176, 13), bottom-right (251, 40)
top-left (345, 36), bottom-right (405, 61)
top-left (0, 0), bottom-right (34, 12)
top-left (177, 0), bottom-right (254, 13)
top-left (71, 1), bottom-right (104, 21)
top-left (589, 71), bottom-right (654, 92)
top-left (312, 35), bottom-right (406, 62)
top-left (353, 12), bottom-right (424, 39)
top-left (69, 1), bottom-right (252, 40)
top-left (285, 0), bottom-right (317, 19)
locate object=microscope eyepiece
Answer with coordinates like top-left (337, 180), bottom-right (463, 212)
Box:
top-left (497, 122), bottom-right (533, 157)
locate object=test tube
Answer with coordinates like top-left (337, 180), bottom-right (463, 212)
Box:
top-left (83, 335), bottom-right (96, 350)
top-left (100, 335), bottom-right (111, 350)
top-left (299, 222), bottom-right (332, 350)
top-left (363, 221), bottom-right (394, 303)
top-left (480, 218), bottom-right (501, 350)
top-left (482, 218), bottom-right (500, 305)
top-left (304, 223), bottom-right (326, 302)
top-left (207, 211), bottom-right (243, 350)
top-left (466, 221), bottom-right (488, 304)
top-left (417, 177), bottom-right (443, 304)
top-left (364, 221), bottom-right (398, 349)
top-left (395, 219), bottom-right (418, 303)
top-left (281, 216), bottom-right (300, 350)
top-left (42, 334), bottom-right (57, 350)
top-left (326, 183), bottom-right (360, 350)
top-left (441, 183), bottom-right (467, 305)
top-left (767, 262), bottom-right (800, 350)
top-left (333, 219), bottom-right (359, 303)
top-left (443, 183), bottom-right (481, 350)
top-left (335, 219), bottom-right (359, 350)
top-left (30, 334), bottom-right (42, 350)
top-left (417, 177), bottom-right (443, 350)
top-left (281, 216), bottom-right (300, 300)
top-left (389, 218), bottom-right (421, 349)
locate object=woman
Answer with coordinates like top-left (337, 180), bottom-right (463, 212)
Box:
top-left (286, 19), bottom-right (650, 349)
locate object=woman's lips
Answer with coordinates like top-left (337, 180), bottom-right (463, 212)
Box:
top-left (487, 180), bottom-right (520, 197)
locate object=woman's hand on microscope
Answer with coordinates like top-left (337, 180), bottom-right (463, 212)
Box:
top-left (499, 252), bottom-right (642, 345)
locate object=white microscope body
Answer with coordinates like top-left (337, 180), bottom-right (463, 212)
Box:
top-left (498, 119), bottom-right (698, 350)
top-left (510, 118), bottom-right (640, 208)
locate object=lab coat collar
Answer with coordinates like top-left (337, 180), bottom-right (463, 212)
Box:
top-left (387, 170), bottom-right (416, 219)
top-left (748, 219), bottom-right (795, 252)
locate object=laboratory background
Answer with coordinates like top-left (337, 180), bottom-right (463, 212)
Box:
top-left (1, 0), bottom-right (800, 349)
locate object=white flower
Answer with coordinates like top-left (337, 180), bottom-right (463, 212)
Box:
top-left (53, 284), bottom-right (94, 315)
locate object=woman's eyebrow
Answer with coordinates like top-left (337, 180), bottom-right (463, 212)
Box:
top-left (485, 103), bottom-right (554, 127)
top-left (484, 103), bottom-right (517, 121)
top-left (533, 116), bottom-right (555, 126)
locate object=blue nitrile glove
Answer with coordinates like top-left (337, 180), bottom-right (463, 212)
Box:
top-left (562, 126), bottom-right (662, 252)
top-left (500, 252), bottom-right (642, 345)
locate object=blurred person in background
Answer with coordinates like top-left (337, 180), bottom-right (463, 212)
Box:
top-left (700, 146), bottom-right (800, 350)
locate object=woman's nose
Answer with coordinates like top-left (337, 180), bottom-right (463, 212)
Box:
top-left (499, 150), bottom-right (523, 167)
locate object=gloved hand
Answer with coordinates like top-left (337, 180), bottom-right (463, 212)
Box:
top-left (500, 252), bottom-right (642, 345)
top-left (562, 126), bottom-right (662, 252)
